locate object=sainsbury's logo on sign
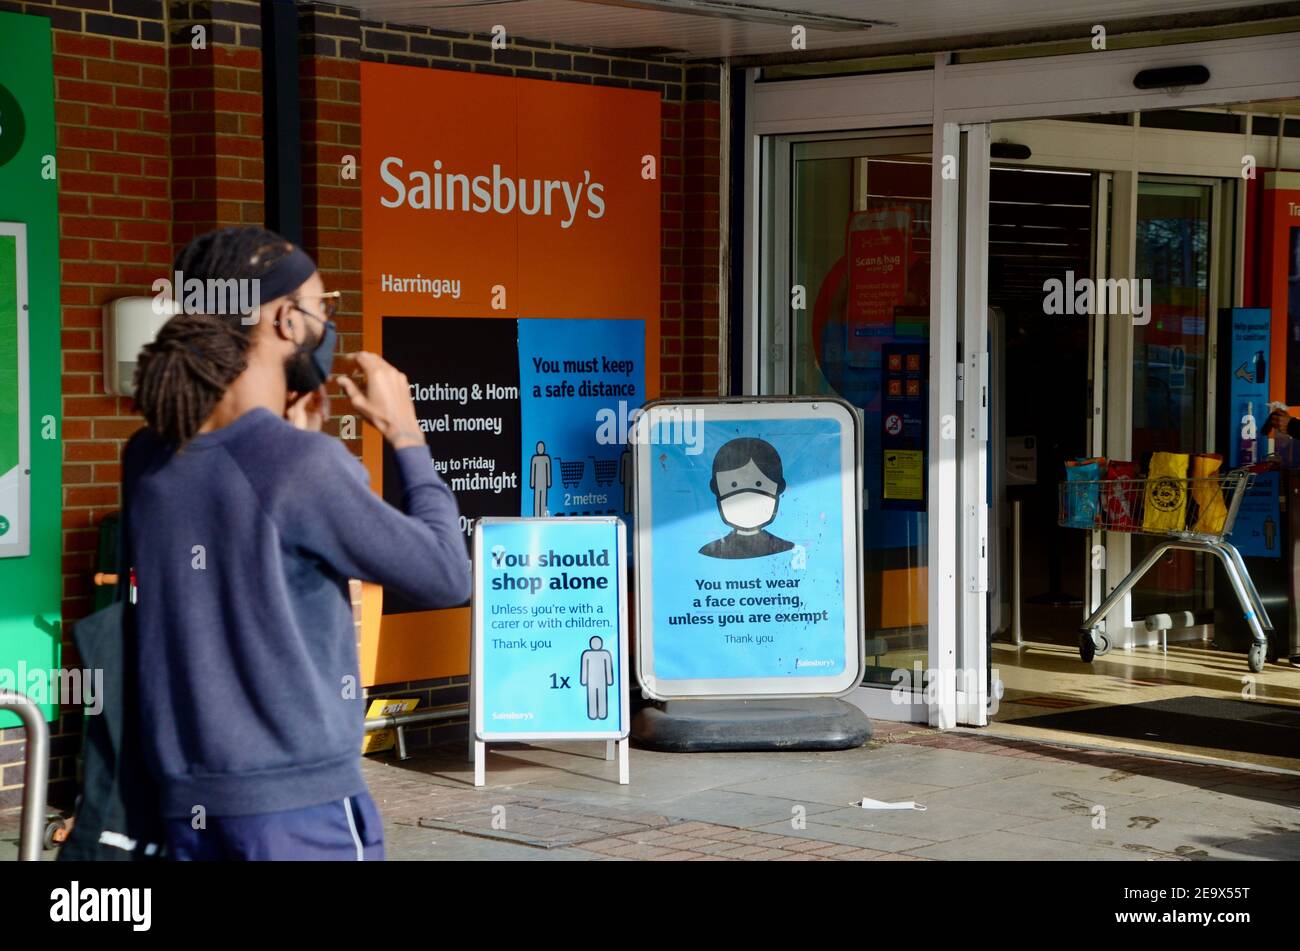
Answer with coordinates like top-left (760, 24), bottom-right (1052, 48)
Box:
top-left (378, 156), bottom-right (606, 229)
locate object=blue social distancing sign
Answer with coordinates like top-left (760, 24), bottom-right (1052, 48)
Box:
top-left (472, 517), bottom-right (629, 740)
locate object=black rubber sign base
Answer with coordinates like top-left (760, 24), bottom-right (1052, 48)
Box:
top-left (632, 697), bottom-right (872, 752)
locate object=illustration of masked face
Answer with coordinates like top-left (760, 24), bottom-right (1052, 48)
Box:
top-left (715, 459), bottom-right (780, 532)
top-left (720, 491), bottom-right (777, 531)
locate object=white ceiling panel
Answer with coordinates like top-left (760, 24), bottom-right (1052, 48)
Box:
top-left (340, 0), bottom-right (1285, 59)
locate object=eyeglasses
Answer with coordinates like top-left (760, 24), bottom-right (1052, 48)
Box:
top-left (292, 290), bottom-right (342, 322)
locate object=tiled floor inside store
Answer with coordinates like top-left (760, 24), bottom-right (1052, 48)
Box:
top-left (991, 640), bottom-right (1300, 772)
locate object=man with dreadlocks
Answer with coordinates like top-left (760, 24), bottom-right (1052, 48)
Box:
top-left (122, 226), bottom-right (470, 860)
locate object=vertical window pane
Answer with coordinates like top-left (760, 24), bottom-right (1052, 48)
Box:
top-left (1132, 180), bottom-right (1213, 619)
top-left (786, 139), bottom-right (932, 688)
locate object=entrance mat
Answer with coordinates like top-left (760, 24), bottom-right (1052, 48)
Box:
top-left (1009, 695), bottom-right (1092, 709)
top-left (1008, 696), bottom-right (1300, 759)
top-left (418, 798), bottom-right (677, 850)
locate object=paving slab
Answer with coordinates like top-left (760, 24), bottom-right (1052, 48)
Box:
top-left (906, 829), bottom-right (1150, 862)
top-left (719, 769), bottom-right (948, 807)
top-left (749, 818), bottom-right (932, 854)
top-left (647, 788), bottom-right (844, 828)
top-left (1018, 810), bottom-right (1251, 861)
top-left (807, 746), bottom-right (1050, 788)
top-left (917, 778), bottom-right (1149, 821)
top-left (1120, 788), bottom-right (1300, 836)
top-left (810, 802), bottom-right (1024, 842)
top-left (1007, 761), bottom-right (1232, 799)
top-left (384, 821), bottom-right (599, 860)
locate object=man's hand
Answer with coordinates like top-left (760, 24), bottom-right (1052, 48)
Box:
top-left (285, 386), bottom-right (329, 433)
top-left (1264, 408), bottom-right (1293, 441)
top-left (334, 351), bottom-right (426, 450)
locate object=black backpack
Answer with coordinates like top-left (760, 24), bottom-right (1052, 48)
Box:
top-left (57, 591), bottom-right (166, 860)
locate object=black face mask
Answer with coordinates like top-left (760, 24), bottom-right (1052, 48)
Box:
top-left (284, 316), bottom-right (337, 393)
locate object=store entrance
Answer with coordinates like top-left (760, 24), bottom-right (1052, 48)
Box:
top-left (982, 116), bottom-right (1300, 769)
top-left (991, 166), bottom-right (1096, 646)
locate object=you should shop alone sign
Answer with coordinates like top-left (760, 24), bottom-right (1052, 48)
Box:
top-left (471, 516), bottom-right (629, 742)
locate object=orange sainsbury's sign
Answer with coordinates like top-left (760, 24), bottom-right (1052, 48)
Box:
top-left (361, 63), bottom-right (660, 323)
top-left (359, 63), bottom-right (661, 685)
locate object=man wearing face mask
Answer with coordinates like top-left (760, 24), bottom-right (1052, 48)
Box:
top-left (699, 437), bottom-right (795, 559)
top-left (122, 227), bottom-right (471, 860)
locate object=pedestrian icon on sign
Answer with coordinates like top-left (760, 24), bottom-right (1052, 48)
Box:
top-left (580, 636), bottom-right (613, 720)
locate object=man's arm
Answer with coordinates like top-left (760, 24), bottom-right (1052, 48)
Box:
top-left (283, 438), bottom-right (471, 610)
top-left (292, 351), bottom-right (471, 608)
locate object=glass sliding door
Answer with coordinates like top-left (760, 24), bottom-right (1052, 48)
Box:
top-left (760, 131), bottom-right (932, 692)
top-left (1131, 179), bottom-right (1216, 620)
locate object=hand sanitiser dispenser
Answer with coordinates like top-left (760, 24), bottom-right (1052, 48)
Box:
top-left (102, 296), bottom-right (175, 397)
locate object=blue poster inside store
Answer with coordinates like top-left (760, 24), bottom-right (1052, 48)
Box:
top-left (474, 518), bottom-right (625, 738)
top-left (880, 342), bottom-right (926, 511)
top-left (645, 415), bottom-right (849, 681)
top-left (1229, 470), bottom-right (1281, 559)
top-left (1223, 307), bottom-right (1270, 469)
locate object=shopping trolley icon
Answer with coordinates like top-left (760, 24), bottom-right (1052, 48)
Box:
top-left (591, 456), bottom-right (619, 487)
top-left (557, 458), bottom-right (586, 488)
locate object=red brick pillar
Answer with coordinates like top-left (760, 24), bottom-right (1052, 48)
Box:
top-left (660, 93), bottom-right (685, 397)
top-left (682, 64), bottom-right (722, 397)
top-left (297, 4), bottom-right (362, 369)
top-left (168, 0), bottom-right (265, 246)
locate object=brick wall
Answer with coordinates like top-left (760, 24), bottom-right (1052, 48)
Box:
top-left (0, 0), bottom-right (723, 807)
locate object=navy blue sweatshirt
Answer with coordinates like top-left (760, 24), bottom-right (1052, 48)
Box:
top-left (121, 408), bottom-right (470, 818)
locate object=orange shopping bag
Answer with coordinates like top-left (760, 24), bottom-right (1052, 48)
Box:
top-left (1190, 453), bottom-right (1227, 535)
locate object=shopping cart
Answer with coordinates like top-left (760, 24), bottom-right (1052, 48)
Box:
top-left (590, 456), bottom-right (619, 487)
top-left (557, 458), bottom-right (586, 489)
top-left (1058, 469), bottom-right (1273, 673)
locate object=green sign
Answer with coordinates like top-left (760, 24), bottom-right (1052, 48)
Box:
top-left (0, 82), bottom-right (25, 168)
top-left (0, 12), bottom-right (61, 726)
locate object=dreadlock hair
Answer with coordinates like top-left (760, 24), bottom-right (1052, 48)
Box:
top-left (133, 226), bottom-right (296, 447)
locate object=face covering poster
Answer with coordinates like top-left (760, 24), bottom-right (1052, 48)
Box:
top-left (635, 401), bottom-right (863, 698)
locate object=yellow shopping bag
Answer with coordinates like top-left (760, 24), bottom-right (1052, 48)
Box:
top-left (1142, 451), bottom-right (1190, 533)
top-left (1190, 453), bottom-right (1227, 535)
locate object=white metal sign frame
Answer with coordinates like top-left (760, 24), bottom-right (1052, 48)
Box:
top-left (0, 221), bottom-right (30, 559)
top-left (469, 515), bottom-right (630, 787)
top-left (632, 396), bottom-right (865, 700)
